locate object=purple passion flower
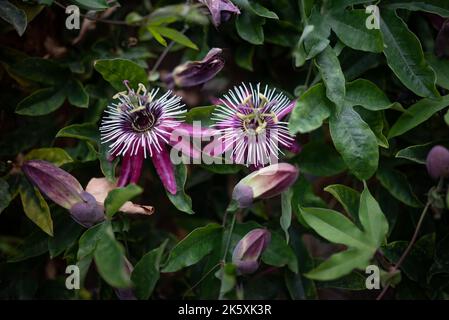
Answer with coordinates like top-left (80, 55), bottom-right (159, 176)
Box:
top-left (208, 83), bottom-right (296, 167)
top-left (100, 81), bottom-right (186, 194)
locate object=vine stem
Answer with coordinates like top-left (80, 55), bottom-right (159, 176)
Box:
top-left (218, 212), bottom-right (237, 300)
top-left (376, 201), bottom-right (431, 300)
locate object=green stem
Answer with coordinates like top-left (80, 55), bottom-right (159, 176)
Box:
top-left (376, 201), bottom-right (430, 300)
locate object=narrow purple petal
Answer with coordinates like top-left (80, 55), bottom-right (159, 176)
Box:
top-left (277, 99), bottom-right (296, 120)
top-left (129, 149), bottom-right (144, 184)
top-left (117, 154), bottom-right (132, 187)
top-left (152, 144), bottom-right (177, 194)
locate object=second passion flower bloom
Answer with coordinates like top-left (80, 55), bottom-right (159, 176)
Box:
top-left (206, 83), bottom-right (298, 167)
top-left (100, 81), bottom-right (203, 194)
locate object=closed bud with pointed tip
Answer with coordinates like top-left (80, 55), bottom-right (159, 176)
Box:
top-left (199, 0), bottom-right (240, 27)
top-left (232, 228), bottom-right (271, 274)
top-left (165, 48), bottom-right (224, 88)
top-left (232, 163), bottom-right (299, 208)
top-left (22, 160), bottom-right (84, 209)
top-left (426, 145), bottom-right (449, 179)
top-left (22, 160), bottom-right (105, 227)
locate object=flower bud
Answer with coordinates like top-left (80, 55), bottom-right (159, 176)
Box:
top-left (199, 0), bottom-right (241, 27)
top-left (22, 160), bottom-right (105, 227)
top-left (69, 192), bottom-right (105, 228)
top-left (232, 228), bottom-right (271, 274)
top-left (22, 160), bottom-right (84, 209)
top-left (165, 48), bottom-right (224, 88)
top-left (232, 163), bottom-right (299, 208)
top-left (426, 145), bottom-right (449, 179)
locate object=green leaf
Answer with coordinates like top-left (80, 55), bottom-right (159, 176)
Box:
top-left (315, 46), bottom-right (346, 106)
top-left (166, 164), bottom-right (194, 215)
top-left (0, 1), bottom-right (27, 36)
top-left (345, 79), bottom-right (395, 111)
top-left (329, 10), bottom-right (383, 53)
top-left (11, 58), bottom-right (65, 85)
top-left (0, 178), bottom-right (12, 214)
top-left (70, 0), bottom-right (110, 10)
top-left (104, 184), bottom-right (143, 217)
top-left (358, 184), bottom-right (389, 247)
top-left (131, 241), bottom-right (167, 300)
top-left (8, 230), bottom-right (49, 262)
top-left (324, 184), bottom-right (360, 221)
top-left (376, 166), bottom-right (423, 208)
top-left (24, 147), bottom-right (73, 166)
top-left (151, 26), bottom-right (198, 50)
top-left (355, 107), bottom-right (389, 148)
top-left (162, 223), bottom-right (222, 272)
top-left (48, 214), bottom-right (83, 258)
top-left (19, 178), bottom-right (53, 236)
top-left (388, 95), bottom-right (449, 138)
top-left (301, 185), bottom-right (388, 281)
top-left (233, 0), bottom-right (278, 19)
top-left (288, 83), bottom-right (332, 134)
top-left (218, 263), bottom-right (237, 297)
top-left (236, 11), bottom-right (265, 45)
top-left (327, 0), bottom-right (375, 11)
top-left (384, 1), bottom-right (449, 17)
top-left (426, 53), bottom-right (449, 90)
top-left (329, 106), bottom-right (379, 180)
top-left (280, 188), bottom-right (293, 243)
top-left (77, 222), bottom-right (107, 260)
top-left (66, 79), bottom-right (89, 108)
top-left (94, 58), bottom-right (148, 91)
top-left (16, 87), bottom-right (66, 116)
top-left (303, 8), bottom-right (330, 59)
top-left (395, 142), bottom-right (433, 164)
top-left (380, 10), bottom-right (439, 98)
top-left (305, 248), bottom-right (372, 281)
top-left (300, 207), bottom-right (371, 250)
top-left (295, 140), bottom-right (347, 176)
top-left (147, 26), bottom-right (168, 47)
top-left (93, 223), bottom-right (132, 288)
top-left (185, 105), bottom-right (216, 127)
top-left (56, 123), bottom-right (99, 144)
top-left (262, 231), bottom-right (298, 273)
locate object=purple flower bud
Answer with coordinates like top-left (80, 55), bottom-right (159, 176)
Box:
top-left (165, 48), bottom-right (224, 88)
top-left (22, 160), bottom-right (105, 227)
top-left (69, 192), bottom-right (105, 228)
top-left (232, 228), bottom-right (271, 274)
top-left (426, 145), bottom-right (449, 179)
top-left (199, 0), bottom-right (240, 27)
top-left (22, 160), bottom-right (84, 209)
top-left (232, 163), bottom-right (299, 208)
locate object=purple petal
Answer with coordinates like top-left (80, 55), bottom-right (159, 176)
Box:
top-left (277, 99), bottom-right (296, 120)
top-left (281, 139), bottom-right (301, 154)
top-left (129, 149), bottom-right (144, 184)
top-left (152, 144), bottom-right (177, 195)
top-left (117, 154), bottom-right (132, 187)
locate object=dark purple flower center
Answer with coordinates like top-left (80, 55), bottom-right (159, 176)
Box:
top-left (131, 110), bottom-right (156, 133)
